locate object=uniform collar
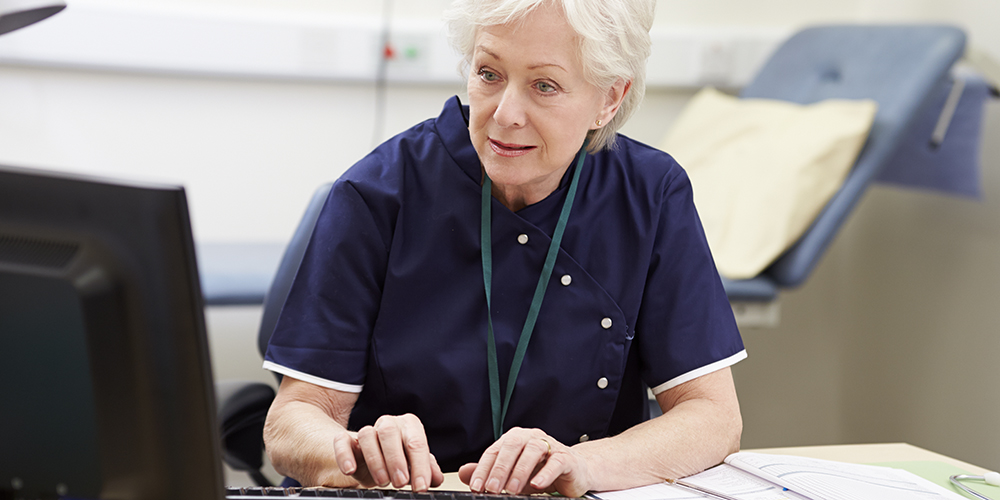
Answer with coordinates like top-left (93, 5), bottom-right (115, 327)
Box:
top-left (435, 95), bottom-right (482, 185)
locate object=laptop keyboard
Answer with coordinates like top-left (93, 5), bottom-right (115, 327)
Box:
top-left (224, 487), bottom-right (560, 500)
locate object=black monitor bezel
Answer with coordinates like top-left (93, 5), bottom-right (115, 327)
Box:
top-left (0, 164), bottom-right (223, 500)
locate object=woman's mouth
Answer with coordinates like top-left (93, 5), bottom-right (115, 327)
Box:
top-left (489, 139), bottom-right (536, 158)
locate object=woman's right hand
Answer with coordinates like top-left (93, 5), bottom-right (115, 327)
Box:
top-left (332, 413), bottom-right (445, 491)
top-left (264, 377), bottom-right (443, 491)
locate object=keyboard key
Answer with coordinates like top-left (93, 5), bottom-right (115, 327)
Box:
top-left (301, 488), bottom-right (342, 497)
top-left (362, 491), bottom-right (384, 498)
top-left (226, 487), bottom-right (244, 496)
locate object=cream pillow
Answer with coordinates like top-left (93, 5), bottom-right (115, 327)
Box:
top-left (661, 88), bottom-right (877, 280)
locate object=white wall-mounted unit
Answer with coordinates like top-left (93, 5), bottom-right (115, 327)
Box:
top-left (0, 3), bottom-right (788, 88)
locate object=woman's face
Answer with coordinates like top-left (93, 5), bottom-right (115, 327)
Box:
top-left (467, 4), bottom-right (619, 199)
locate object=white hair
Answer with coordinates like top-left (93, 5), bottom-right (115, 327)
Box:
top-left (445, 0), bottom-right (655, 152)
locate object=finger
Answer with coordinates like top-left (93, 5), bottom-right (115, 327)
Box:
top-left (457, 463), bottom-right (477, 486)
top-left (429, 453), bottom-right (445, 488)
top-left (485, 431), bottom-right (530, 494)
top-left (374, 417), bottom-right (410, 488)
top-left (529, 452), bottom-right (573, 493)
top-left (357, 425), bottom-right (390, 487)
top-left (512, 473), bottom-right (548, 497)
top-left (345, 435), bottom-right (379, 488)
top-left (332, 432), bottom-right (359, 476)
top-left (398, 414), bottom-right (434, 491)
top-left (504, 438), bottom-right (550, 494)
top-left (468, 442), bottom-right (501, 492)
top-left (515, 456), bottom-right (551, 496)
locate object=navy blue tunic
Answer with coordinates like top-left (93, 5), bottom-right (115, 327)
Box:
top-left (264, 96), bottom-right (745, 472)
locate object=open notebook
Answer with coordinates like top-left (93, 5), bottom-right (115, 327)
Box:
top-left (591, 452), bottom-right (966, 500)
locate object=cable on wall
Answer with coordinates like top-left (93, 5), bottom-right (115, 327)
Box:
top-left (372, 0), bottom-right (394, 149)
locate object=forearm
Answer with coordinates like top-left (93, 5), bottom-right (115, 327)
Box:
top-left (263, 377), bottom-right (361, 487)
top-left (263, 398), bottom-right (358, 487)
top-left (573, 371), bottom-right (742, 492)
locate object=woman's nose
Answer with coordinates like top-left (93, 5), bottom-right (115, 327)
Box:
top-left (494, 87), bottom-right (527, 128)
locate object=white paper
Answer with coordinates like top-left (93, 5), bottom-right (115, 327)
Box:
top-left (590, 464), bottom-right (807, 500)
top-left (683, 464), bottom-right (811, 500)
top-left (724, 453), bottom-right (968, 500)
top-left (591, 453), bottom-right (968, 500)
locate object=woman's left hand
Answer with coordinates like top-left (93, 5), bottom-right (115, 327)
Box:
top-left (458, 428), bottom-right (592, 497)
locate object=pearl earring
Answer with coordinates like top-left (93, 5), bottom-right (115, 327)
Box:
top-left (596, 119), bottom-right (603, 126)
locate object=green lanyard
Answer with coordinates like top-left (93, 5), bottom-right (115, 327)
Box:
top-left (480, 144), bottom-right (587, 440)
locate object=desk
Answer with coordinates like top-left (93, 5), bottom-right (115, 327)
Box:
top-left (436, 442), bottom-right (990, 491)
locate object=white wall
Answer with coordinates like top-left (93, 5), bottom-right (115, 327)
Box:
top-left (3, 0), bottom-right (1000, 474)
top-left (0, 64), bottom-right (461, 242)
top-left (733, 102), bottom-right (1000, 468)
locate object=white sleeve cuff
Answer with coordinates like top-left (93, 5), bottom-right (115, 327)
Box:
top-left (262, 360), bottom-right (364, 393)
top-left (649, 349), bottom-right (747, 395)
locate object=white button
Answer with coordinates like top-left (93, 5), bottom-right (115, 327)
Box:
top-left (517, 234), bottom-right (529, 244)
top-left (560, 274), bottom-right (572, 286)
top-left (597, 377), bottom-right (608, 389)
top-left (601, 317), bottom-right (612, 329)
top-left (579, 434), bottom-right (590, 443)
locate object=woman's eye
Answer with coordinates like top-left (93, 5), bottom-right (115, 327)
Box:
top-left (478, 69), bottom-right (499, 82)
top-left (536, 81), bottom-right (556, 93)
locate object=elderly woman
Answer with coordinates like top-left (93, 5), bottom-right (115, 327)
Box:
top-left (262, 0), bottom-right (745, 497)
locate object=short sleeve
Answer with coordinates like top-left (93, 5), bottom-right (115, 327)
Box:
top-left (637, 168), bottom-right (745, 394)
top-left (263, 178), bottom-right (393, 392)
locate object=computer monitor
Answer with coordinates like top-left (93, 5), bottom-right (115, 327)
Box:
top-left (0, 164), bottom-right (223, 500)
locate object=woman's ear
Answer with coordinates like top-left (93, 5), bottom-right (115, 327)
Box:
top-left (594, 78), bottom-right (631, 129)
